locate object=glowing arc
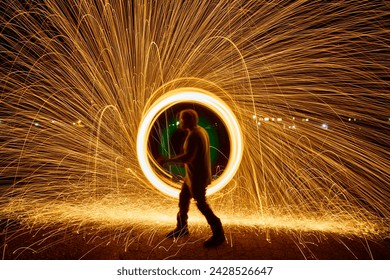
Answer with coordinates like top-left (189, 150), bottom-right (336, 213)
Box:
top-left (137, 88), bottom-right (243, 198)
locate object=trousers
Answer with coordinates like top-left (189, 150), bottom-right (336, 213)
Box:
top-left (176, 182), bottom-right (223, 234)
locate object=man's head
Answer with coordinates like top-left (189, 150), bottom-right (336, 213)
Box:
top-left (179, 109), bottom-right (198, 130)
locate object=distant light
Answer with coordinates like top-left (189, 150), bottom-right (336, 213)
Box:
top-left (264, 117), bottom-right (270, 121)
top-left (34, 122), bottom-right (39, 126)
top-left (257, 122), bottom-right (261, 126)
top-left (252, 115), bottom-right (257, 119)
top-left (322, 123), bottom-right (329, 129)
top-left (277, 118), bottom-right (282, 122)
top-left (176, 121), bottom-right (180, 126)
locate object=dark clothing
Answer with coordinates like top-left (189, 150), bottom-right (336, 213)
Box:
top-left (177, 181), bottom-right (222, 233)
top-left (175, 126), bottom-right (222, 234)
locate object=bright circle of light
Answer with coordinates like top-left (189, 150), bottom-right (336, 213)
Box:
top-left (137, 88), bottom-right (243, 198)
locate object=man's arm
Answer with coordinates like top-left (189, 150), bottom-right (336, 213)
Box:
top-left (165, 153), bottom-right (189, 164)
top-left (158, 151), bottom-right (191, 166)
top-left (159, 133), bottom-right (197, 165)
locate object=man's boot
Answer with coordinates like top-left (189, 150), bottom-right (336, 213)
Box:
top-left (166, 226), bottom-right (189, 238)
top-left (203, 220), bottom-right (225, 248)
top-left (166, 214), bottom-right (189, 238)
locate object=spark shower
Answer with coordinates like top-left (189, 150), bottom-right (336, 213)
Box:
top-left (0, 0), bottom-right (389, 253)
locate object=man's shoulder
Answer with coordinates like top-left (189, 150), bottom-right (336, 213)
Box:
top-left (191, 126), bottom-right (207, 136)
top-left (186, 126), bottom-right (202, 138)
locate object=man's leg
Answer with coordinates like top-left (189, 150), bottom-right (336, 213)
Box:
top-left (177, 182), bottom-right (191, 229)
top-left (167, 183), bottom-right (191, 238)
top-left (193, 188), bottom-right (225, 247)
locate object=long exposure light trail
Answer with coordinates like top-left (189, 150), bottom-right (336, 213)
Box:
top-left (137, 87), bottom-right (243, 198)
top-left (0, 0), bottom-right (389, 258)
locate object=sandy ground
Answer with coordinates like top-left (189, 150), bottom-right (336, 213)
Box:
top-left (1, 219), bottom-right (389, 260)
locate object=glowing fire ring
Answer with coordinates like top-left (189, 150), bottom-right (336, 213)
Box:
top-left (137, 88), bottom-right (243, 198)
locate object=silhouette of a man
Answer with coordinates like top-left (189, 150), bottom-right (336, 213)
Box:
top-left (159, 109), bottom-right (225, 247)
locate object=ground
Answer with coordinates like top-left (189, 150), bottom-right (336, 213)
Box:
top-left (1, 220), bottom-right (389, 260)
